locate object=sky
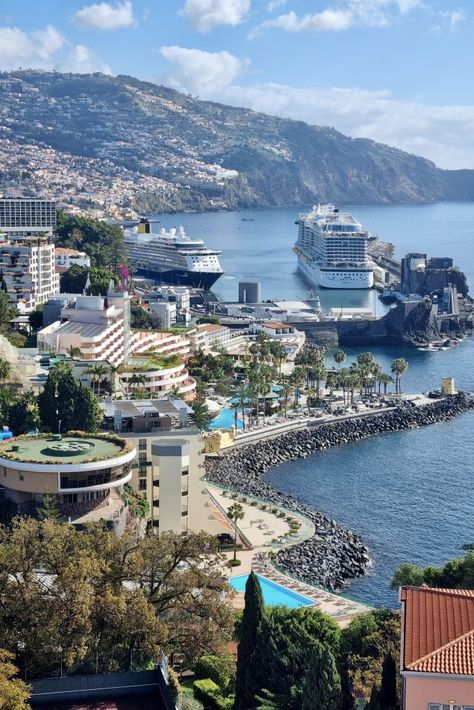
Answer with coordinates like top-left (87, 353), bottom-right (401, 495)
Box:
top-left (0, 0), bottom-right (473, 169)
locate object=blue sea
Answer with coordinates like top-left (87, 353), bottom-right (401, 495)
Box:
top-left (156, 202), bottom-right (474, 607)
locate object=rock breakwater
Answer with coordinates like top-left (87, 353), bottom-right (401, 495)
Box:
top-left (206, 393), bottom-right (474, 591)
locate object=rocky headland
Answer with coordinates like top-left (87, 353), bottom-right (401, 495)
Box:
top-left (205, 393), bottom-right (474, 591)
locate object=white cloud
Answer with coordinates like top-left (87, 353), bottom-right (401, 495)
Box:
top-left (266, 0), bottom-right (288, 11)
top-left (59, 45), bottom-right (111, 74)
top-left (0, 25), bottom-right (66, 70)
top-left (180, 0), bottom-right (251, 32)
top-left (160, 46), bottom-right (245, 96)
top-left (74, 1), bottom-right (135, 31)
top-left (254, 9), bottom-right (353, 34)
top-left (0, 24), bottom-right (110, 73)
top-left (183, 79), bottom-right (474, 169)
top-left (251, 0), bottom-right (424, 35)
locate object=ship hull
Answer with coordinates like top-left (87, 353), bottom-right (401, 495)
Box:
top-left (133, 265), bottom-right (223, 289)
top-left (297, 256), bottom-right (373, 289)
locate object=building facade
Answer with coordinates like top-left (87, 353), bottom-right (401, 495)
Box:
top-left (400, 586), bottom-right (474, 710)
top-left (0, 433), bottom-right (136, 533)
top-left (55, 247), bottom-right (91, 271)
top-left (0, 198), bottom-right (56, 236)
top-left (0, 235), bottom-right (60, 312)
top-left (101, 398), bottom-right (225, 536)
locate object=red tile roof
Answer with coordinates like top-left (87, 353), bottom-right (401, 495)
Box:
top-left (401, 586), bottom-right (474, 676)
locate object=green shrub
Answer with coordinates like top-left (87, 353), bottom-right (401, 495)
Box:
top-left (250, 500), bottom-right (258, 506)
top-left (194, 654), bottom-right (235, 691)
top-left (227, 559), bottom-right (241, 568)
top-left (167, 667), bottom-right (181, 702)
top-left (193, 679), bottom-right (233, 710)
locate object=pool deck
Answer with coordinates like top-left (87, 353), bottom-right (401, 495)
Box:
top-left (209, 485), bottom-right (372, 626)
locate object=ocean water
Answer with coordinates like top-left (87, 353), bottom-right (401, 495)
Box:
top-left (155, 202), bottom-right (474, 607)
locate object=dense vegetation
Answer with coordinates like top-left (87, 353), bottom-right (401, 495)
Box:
top-left (0, 518), bottom-right (233, 681)
top-left (392, 548), bottom-right (474, 589)
top-left (60, 264), bottom-right (117, 296)
top-left (54, 212), bottom-right (125, 269)
top-left (195, 573), bottom-right (401, 710)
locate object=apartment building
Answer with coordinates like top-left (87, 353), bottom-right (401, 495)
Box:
top-left (0, 235), bottom-right (60, 312)
top-left (101, 398), bottom-right (225, 536)
top-left (400, 586), bottom-right (474, 710)
top-left (190, 323), bottom-right (249, 354)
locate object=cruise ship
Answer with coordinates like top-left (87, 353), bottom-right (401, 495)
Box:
top-left (124, 220), bottom-right (223, 289)
top-left (294, 204), bottom-right (375, 289)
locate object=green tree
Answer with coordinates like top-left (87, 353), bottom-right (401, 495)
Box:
top-left (390, 563), bottom-right (425, 588)
top-left (0, 358), bottom-right (11, 382)
top-left (8, 392), bottom-right (40, 435)
top-left (301, 642), bottom-right (342, 710)
top-left (60, 265), bottom-right (117, 296)
top-left (0, 292), bottom-right (15, 333)
top-left (190, 398), bottom-right (213, 431)
top-left (0, 649), bottom-right (31, 709)
top-left (28, 307), bottom-right (43, 333)
top-left (234, 572), bottom-right (268, 710)
top-left (227, 503), bottom-right (245, 562)
top-left (37, 488), bottom-right (62, 523)
top-left (390, 359), bottom-right (408, 395)
top-left (131, 304), bottom-right (154, 329)
top-left (38, 362), bottom-right (102, 433)
top-left (392, 551), bottom-right (474, 590)
top-left (334, 349), bottom-right (346, 368)
top-left (55, 212), bottom-right (125, 269)
top-left (379, 654), bottom-right (399, 710)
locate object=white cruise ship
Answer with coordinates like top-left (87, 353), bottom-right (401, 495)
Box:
top-left (294, 204), bottom-right (375, 289)
top-left (125, 220), bottom-right (223, 289)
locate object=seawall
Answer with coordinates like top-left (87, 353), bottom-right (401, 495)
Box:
top-left (205, 393), bottom-right (474, 591)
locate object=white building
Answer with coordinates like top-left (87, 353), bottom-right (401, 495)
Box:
top-left (149, 301), bottom-right (177, 329)
top-left (0, 235), bottom-right (60, 313)
top-left (37, 292), bottom-right (192, 365)
top-left (55, 247), bottom-right (91, 271)
top-left (250, 322), bottom-right (305, 359)
top-left (0, 198), bottom-right (56, 236)
top-left (190, 323), bottom-right (248, 353)
top-left (101, 398), bottom-right (226, 536)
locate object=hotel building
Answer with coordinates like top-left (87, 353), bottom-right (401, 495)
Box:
top-left (0, 235), bottom-right (60, 312)
top-left (0, 198), bottom-right (56, 236)
top-left (0, 433), bottom-right (136, 534)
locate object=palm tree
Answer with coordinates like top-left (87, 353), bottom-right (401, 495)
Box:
top-left (269, 340), bottom-right (287, 376)
top-left (280, 377), bottom-right (293, 416)
top-left (227, 502), bottom-right (245, 561)
top-left (290, 366), bottom-right (306, 408)
top-left (333, 349), bottom-right (346, 369)
top-left (326, 371), bottom-right (337, 396)
top-left (391, 358), bottom-right (408, 394)
top-left (91, 363), bottom-right (110, 396)
top-left (311, 360), bottom-right (326, 400)
top-left (190, 398), bottom-right (213, 431)
top-left (129, 372), bottom-right (147, 396)
top-left (378, 372), bottom-right (393, 396)
top-left (108, 363), bottom-right (120, 395)
top-left (236, 383), bottom-right (249, 429)
top-left (66, 346), bottom-right (82, 359)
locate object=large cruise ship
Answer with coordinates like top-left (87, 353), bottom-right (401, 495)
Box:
top-left (294, 204), bottom-right (375, 289)
top-left (125, 220), bottom-right (223, 289)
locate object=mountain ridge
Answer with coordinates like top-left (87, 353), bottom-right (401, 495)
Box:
top-left (1, 69), bottom-right (473, 212)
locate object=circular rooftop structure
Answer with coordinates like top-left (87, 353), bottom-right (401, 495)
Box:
top-left (0, 434), bottom-right (133, 467)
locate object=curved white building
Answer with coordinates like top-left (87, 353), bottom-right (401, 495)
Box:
top-left (0, 433), bottom-right (136, 532)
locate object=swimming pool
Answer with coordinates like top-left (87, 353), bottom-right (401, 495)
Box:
top-left (209, 407), bottom-right (244, 430)
top-left (229, 574), bottom-right (314, 608)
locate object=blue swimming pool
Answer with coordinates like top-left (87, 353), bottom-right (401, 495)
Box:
top-left (209, 407), bottom-right (244, 430)
top-left (229, 574), bottom-right (314, 608)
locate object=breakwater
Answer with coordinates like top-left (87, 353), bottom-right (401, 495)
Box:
top-left (206, 393), bottom-right (474, 591)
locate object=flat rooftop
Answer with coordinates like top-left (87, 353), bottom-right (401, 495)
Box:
top-left (0, 435), bottom-right (128, 464)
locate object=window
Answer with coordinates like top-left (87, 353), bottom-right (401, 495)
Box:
top-left (139, 438), bottom-right (147, 451)
top-left (139, 479), bottom-right (147, 491)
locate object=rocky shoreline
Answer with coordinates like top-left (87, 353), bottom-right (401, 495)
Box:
top-left (205, 393), bottom-right (474, 591)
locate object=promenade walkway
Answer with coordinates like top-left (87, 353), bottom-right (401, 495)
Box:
top-left (208, 485), bottom-right (372, 626)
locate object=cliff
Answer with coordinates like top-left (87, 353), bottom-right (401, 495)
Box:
top-left (2, 70), bottom-right (474, 212)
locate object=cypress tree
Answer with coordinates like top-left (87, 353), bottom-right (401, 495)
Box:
top-left (368, 684), bottom-right (381, 710)
top-left (234, 572), bottom-right (268, 710)
top-left (379, 653), bottom-right (398, 709)
top-left (301, 641), bottom-right (342, 710)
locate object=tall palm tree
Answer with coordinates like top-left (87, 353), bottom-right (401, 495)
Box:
top-left (378, 372), bottom-right (393, 395)
top-left (270, 340), bottom-right (287, 376)
top-left (290, 366), bottom-right (306, 408)
top-left (91, 363), bottom-right (110, 396)
top-left (227, 502), bottom-right (245, 561)
top-left (236, 383), bottom-right (249, 430)
top-left (280, 376), bottom-right (293, 417)
top-left (391, 358), bottom-right (408, 395)
top-left (129, 373), bottom-right (147, 395)
top-left (311, 360), bottom-right (326, 400)
top-left (333, 349), bottom-right (346, 369)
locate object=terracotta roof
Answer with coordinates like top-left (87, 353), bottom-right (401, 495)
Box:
top-left (401, 586), bottom-right (474, 676)
top-left (55, 247), bottom-right (87, 256)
